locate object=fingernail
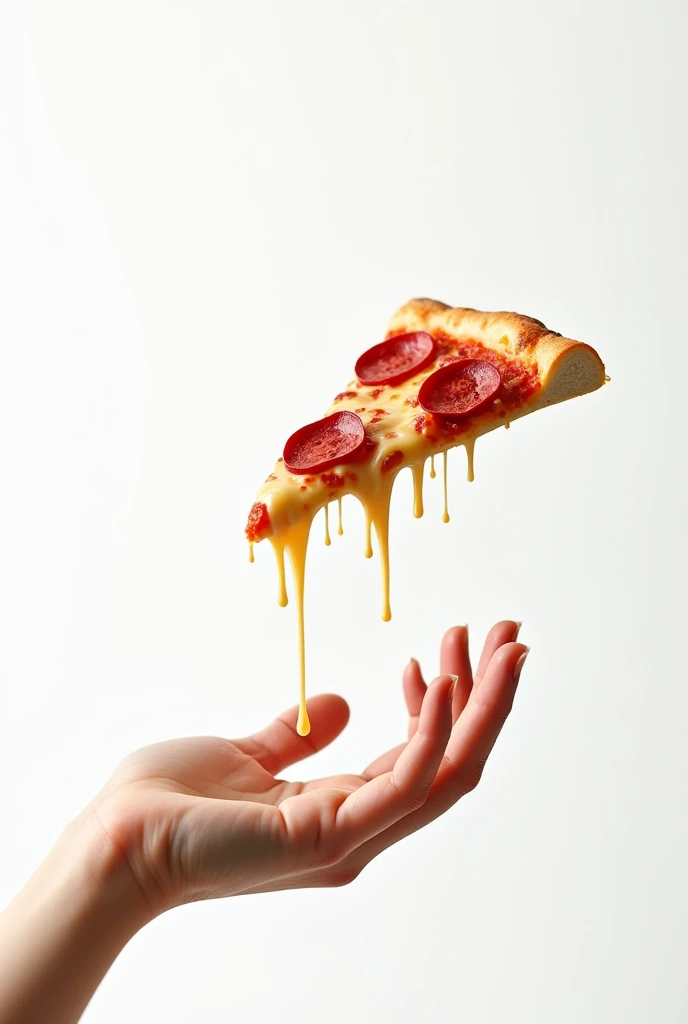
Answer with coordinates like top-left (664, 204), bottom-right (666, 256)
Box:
top-left (513, 621), bottom-right (523, 640)
top-left (514, 649), bottom-right (530, 682)
top-left (447, 674), bottom-right (459, 701)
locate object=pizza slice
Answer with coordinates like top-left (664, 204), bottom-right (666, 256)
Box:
top-left (246, 298), bottom-right (607, 734)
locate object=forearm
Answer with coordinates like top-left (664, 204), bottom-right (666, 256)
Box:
top-left (0, 818), bottom-right (151, 1024)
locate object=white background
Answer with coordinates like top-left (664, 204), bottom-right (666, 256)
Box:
top-left (1, 2), bottom-right (687, 1021)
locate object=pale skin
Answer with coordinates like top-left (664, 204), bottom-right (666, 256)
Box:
top-left (0, 621), bottom-right (527, 1024)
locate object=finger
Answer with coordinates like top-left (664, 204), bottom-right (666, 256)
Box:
top-left (365, 623), bottom-right (480, 776)
top-left (443, 642), bottom-right (528, 782)
top-left (403, 657), bottom-right (427, 738)
top-left (473, 620), bottom-right (521, 685)
top-left (344, 643), bottom-right (529, 869)
top-left (332, 675), bottom-right (455, 855)
top-left (439, 625), bottom-right (473, 721)
top-left (236, 694), bottom-right (350, 776)
top-left (363, 656), bottom-right (422, 775)
top-left (361, 656), bottom-right (432, 778)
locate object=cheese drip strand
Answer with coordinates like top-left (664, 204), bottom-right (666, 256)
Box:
top-left (252, 441), bottom-right (476, 735)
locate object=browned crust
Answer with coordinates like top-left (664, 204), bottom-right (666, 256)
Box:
top-left (386, 298), bottom-right (606, 414)
top-left (387, 297), bottom-right (556, 353)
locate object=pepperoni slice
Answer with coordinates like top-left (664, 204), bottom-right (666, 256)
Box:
top-left (283, 411), bottom-right (366, 475)
top-left (418, 359), bottom-right (501, 419)
top-left (355, 332), bottom-right (437, 387)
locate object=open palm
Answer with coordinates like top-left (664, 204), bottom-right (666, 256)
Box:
top-left (93, 621), bottom-right (527, 915)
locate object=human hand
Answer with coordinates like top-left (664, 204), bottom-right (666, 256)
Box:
top-left (86, 620), bottom-right (527, 917)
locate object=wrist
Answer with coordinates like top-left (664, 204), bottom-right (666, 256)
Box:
top-left (57, 808), bottom-right (157, 932)
top-left (0, 813), bottom-right (153, 1024)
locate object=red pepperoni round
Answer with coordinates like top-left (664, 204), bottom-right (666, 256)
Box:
top-left (283, 410), bottom-right (366, 475)
top-left (418, 359), bottom-right (502, 419)
top-left (355, 332), bottom-right (437, 387)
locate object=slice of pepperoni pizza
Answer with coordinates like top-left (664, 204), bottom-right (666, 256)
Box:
top-left (246, 297), bottom-right (607, 734)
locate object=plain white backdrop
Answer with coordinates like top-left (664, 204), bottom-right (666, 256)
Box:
top-left (1, 1), bottom-right (687, 1021)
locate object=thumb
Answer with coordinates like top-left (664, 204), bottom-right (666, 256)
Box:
top-left (236, 694), bottom-right (350, 775)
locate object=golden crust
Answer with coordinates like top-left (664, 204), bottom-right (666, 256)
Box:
top-left (387, 298), bottom-right (606, 413)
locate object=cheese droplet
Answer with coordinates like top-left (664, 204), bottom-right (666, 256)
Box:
top-left (362, 481), bottom-right (395, 622)
top-left (412, 461), bottom-right (425, 518)
top-left (465, 438), bottom-right (475, 483)
top-left (364, 508), bottom-right (373, 558)
top-left (324, 502), bottom-right (331, 546)
top-left (271, 540), bottom-right (288, 607)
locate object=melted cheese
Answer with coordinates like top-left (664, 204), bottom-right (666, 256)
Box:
top-left (280, 521), bottom-right (312, 736)
top-left (411, 461), bottom-right (425, 519)
top-left (465, 437), bottom-right (475, 483)
top-left (254, 452), bottom-right (461, 734)
top-left (442, 450), bottom-right (450, 524)
top-left (252, 463), bottom-right (470, 732)
top-left (273, 541), bottom-right (288, 608)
